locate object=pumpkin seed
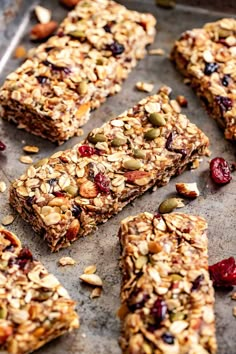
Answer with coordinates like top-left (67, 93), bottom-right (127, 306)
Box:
top-left (158, 198), bottom-right (179, 214)
top-left (68, 30), bottom-right (85, 38)
top-left (64, 185), bottom-right (78, 197)
top-left (123, 159), bottom-right (142, 170)
top-left (0, 307), bottom-right (7, 319)
top-left (124, 128), bottom-right (134, 136)
top-left (170, 312), bottom-right (185, 321)
top-left (133, 149), bottom-right (146, 159)
top-left (144, 128), bottom-right (160, 140)
top-left (34, 158), bottom-right (48, 168)
top-left (78, 81), bottom-right (88, 95)
top-left (148, 112), bottom-right (166, 126)
top-left (88, 133), bottom-right (106, 144)
top-left (111, 137), bottom-right (127, 147)
top-left (171, 273), bottom-right (183, 281)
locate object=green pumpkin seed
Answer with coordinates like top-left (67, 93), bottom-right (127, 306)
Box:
top-left (0, 307), bottom-right (7, 319)
top-left (133, 149), bottom-right (146, 159)
top-left (144, 128), bottom-right (160, 140)
top-left (158, 198), bottom-right (179, 214)
top-left (68, 30), bottom-right (85, 38)
top-left (124, 128), bottom-right (134, 136)
top-left (148, 112), bottom-right (166, 127)
top-left (78, 81), bottom-right (88, 95)
top-left (111, 137), bottom-right (127, 147)
top-left (123, 159), bottom-right (142, 171)
top-left (170, 312), bottom-right (185, 321)
top-left (171, 273), bottom-right (183, 281)
top-left (34, 158), bottom-right (48, 168)
top-left (64, 185), bottom-right (78, 197)
top-left (88, 133), bottom-right (106, 144)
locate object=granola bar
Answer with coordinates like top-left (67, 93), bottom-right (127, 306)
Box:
top-left (171, 18), bottom-right (236, 140)
top-left (0, 227), bottom-right (79, 354)
top-left (0, 0), bottom-right (156, 144)
top-left (9, 89), bottom-right (209, 251)
top-left (118, 212), bottom-right (217, 354)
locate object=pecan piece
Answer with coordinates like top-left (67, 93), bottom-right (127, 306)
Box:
top-left (124, 171), bottom-right (151, 186)
top-left (176, 182), bottom-right (200, 198)
top-left (30, 21), bottom-right (58, 40)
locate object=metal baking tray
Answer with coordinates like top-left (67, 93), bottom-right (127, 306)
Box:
top-left (0, 1), bottom-right (235, 353)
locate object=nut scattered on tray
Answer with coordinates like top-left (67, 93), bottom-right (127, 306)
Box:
top-left (23, 145), bottom-right (39, 153)
top-left (90, 287), bottom-right (102, 299)
top-left (19, 155), bottom-right (33, 164)
top-left (176, 95), bottom-right (188, 107)
top-left (148, 48), bottom-right (165, 56)
top-left (59, 256), bottom-right (76, 266)
top-left (135, 81), bottom-right (154, 93)
top-left (80, 274), bottom-right (103, 287)
top-left (30, 21), bottom-right (58, 41)
top-left (84, 265), bottom-right (97, 274)
top-left (60, 0), bottom-right (80, 8)
top-left (0, 181), bottom-right (7, 193)
top-left (34, 5), bottom-right (51, 24)
top-left (231, 292), bottom-right (236, 300)
top-left (176, 182), bottom-right (200, 198)
top-left (1, 214), bottom-right (15, 226)
top-left (14, 46), bottom-right (27, 59)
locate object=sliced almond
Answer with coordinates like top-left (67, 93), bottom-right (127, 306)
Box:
top-left (1, 215), bottom-right (15, 226)
top-left (19, 155), bottom-right (33, 164)
top-left (58, 257), bottom-right (76, 266)
top-left (135, 81), bottom-right (154, 93)
top-left (90, 287), bottom-right (102, 299)
top-left (149, 48), bottom-right (165, 56)
top-left (35, 5), bottom-right (51, 24)
top-left (23, 145), bottom-right (39, 154)
top-left (80, 274), bottom-right (103, 287)
top-left (84, 265), bottom-right (97, 274)
top-left (176, 182), bottom-right (200, 198)
top-left (0, 181), bottom-right (7, 193)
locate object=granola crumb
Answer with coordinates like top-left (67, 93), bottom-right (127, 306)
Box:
top-left (0, 181), bottom-right (7, 193)
top-left (176, 95), bottom-right (188, 107)
top-left (183, 78), bottom-right (191, 85)
top-left (1, 215), bottom-right (15, 226)
top-left (90, 287), bottom-right (102, 299)
top-left (19, 155), bottom-right (33, 164)
top-left (14, 46), bottom-right (27, 59)
top-left (80, 273), bottom-right (103, 287)
top-left (135, 81), bottom-right (154, 93)
top-left (23, 145), bottom-right (39, 154)
top-left (231, 292), bottom-right (236, 300)
top-left (84, 265), bottom-right (97, 274)
top-left (158, 85), bottom-right (172, 96)
top-left (233, 307), bottom-right (236, 317)
top-left (191, 159), bottom-right (200, 169)
top-left (59, 256), bottom-right (76, 266)
top-left (148, 48), bottom-right (165, 56)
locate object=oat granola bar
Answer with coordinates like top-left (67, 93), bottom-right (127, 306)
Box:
top-left (9, 90), bottom-right (209, 251)
top-left (0, 227), bottom-right (79, 354)
top-left (0, 0), bottom-right (156, 144)
top-left (118, 212), bottom-right (217, 354)
top-left (171, 18), bottom-right (236, 140)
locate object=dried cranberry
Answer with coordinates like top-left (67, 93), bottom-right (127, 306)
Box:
top-left (36, 75), bottom-right (48, 84)
top-left (210, 157), bottom-right (232, 184)
top-left (53, 191), bottom-right (65, 197)
top-left (106, 41), bottom-right (125, 56)
top-left (103, 23), bottom-right (113, 33)
top-left (78, 145), bottom-right (95, 157)
top-left (26, 196), bottom-right (36, 206)
top-left (174, 148), bottom-right (187, 158)
top-left (165, 132), bottom-right (174, 150)
top-left (204, 62), bottom-right (218, 75)
top-left (154, 213), bottom-right (162, 219)
top-left (42, 60), bottom-right (71, 74)
top-left (9, 247), bottom-right (33, 270)
top-left (191, 274), bottom-right (204, 291)
top-left (94, 173), bottom-right (110, 193)
top-left (221, 75), bottom-right (230, 87)
top-left (209, 257), bottom-right (236, 288)
top-left (215, 96), bottom-right (232, 113)
top-left (72, 205), bottom-right (82, 218)
top-left (151, 299), bottom-right (167, 323)
top-left (162, 333), bottom-right (175, 345)
top-left (0, 141), bottom-right (6, 151)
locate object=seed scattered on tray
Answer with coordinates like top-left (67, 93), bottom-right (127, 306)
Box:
top-left (59, 256), bottom-right (76, 266)
top-left (231, 292), bottom-right (236, 300)
top-left (135, 81), bottom-right (154, 93)
top-left (84, 264), bottom-right (97, 274)
top-left (155, 0), bottom-right (176, 8)
top-left (30, 21), bottom-right (58, 41)
top-left (60, 0), bottom-right (80, 8)
top-left (19, 155), bottom-right (33, 164)
top-left (158, 197), bottom-right (184, 214)
top-left (35, 5), bottom-right (51, 24)
top-left (90, 287), bottom-right (102, 299)
top-left (148, 48), bottom-right (165, 56)
top-left (0, 181), bottom-right (7, 193)
top-left (14, 45), bottom-right (27, 59)
top-left (1, 215), bottom-right (15, 226)
top-left (0, 141), bottom-right (6, 151)
top-left (176, 95), bottom-right (188, 107)
top-left (176, 182), bottom-right (200, 198)
top-left (23, 145), bottom-right (39, 153)
top-left (158, 85), bottom-right (172, 96)
top-left (80, 274), bottom-right (103, 287)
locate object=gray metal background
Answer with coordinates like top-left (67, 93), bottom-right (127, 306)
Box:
top-left (0, 1), bottom-right (235, 353)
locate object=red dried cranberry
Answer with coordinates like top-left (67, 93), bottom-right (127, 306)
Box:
top-left (191, 274), bottom-right (204, 291)
top-left (106, 41), bottom-right (125, 56)
top-left (204, 62), bottom-right (218, 75)
top-left (0, 141), bottom-right (6, 151)
top-left (154, 213), bottom-right (162, 219)
top-left (94, 173), bottom-right (110, 193)
top-left (36, 75), bottom-right (48, 84)
top-left (221, 75), bottom-right (230, 87)
top-left (209, 257), bottom-right (236, 288)
top-left (210, 157), bottom-right (232, 184)
top-left (9, 248), bottom-right (33, 270)
top-left (215, 96), bottom-right (232, 113)
top-left (78, 145), bottom-right (95, 157)
top-left (151, 299), bottom-right (167, 322)
top-left (162, 333), bottom-right (175, 345)
top-left (53, 191), bottom-right (65, 197)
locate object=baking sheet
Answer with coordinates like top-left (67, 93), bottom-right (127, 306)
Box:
top-left (0, 1), bottom-right (236, 353)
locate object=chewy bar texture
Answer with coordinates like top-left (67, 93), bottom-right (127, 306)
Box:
top-left (10, 91), bottom-right (209, 251)
top-left (171, 18), bottom-right (236, 141)
top-left (118, 212), bottom-right (217, 354)
top-left (0, 228), bottom-right (79, 354)
top-left (0, 0), bottom-right (156, 144)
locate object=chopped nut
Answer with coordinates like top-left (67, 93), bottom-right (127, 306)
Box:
top-left (176, 182), bottom-right (200, 198)
top-left (23, 145), bottom-right (39, 154)
top-left (90, 287), bottom-right (102, 299)
top-left (19, 155), bottom-right (33, 164)
top-left (60, 0), bottom-right (80, 8)
top-left (136, 81), bottom-right (154, 93)
top-left (158, 85), bottom-right (172, 96)
top-left (30, 21), bottom-right (58, 40)
top-left (34, 5), bottom-right (51, 24)
top-left (176, 95), bottom-right (188, 107)
top-left (1, 215), bottom-right (15, 226)
top-left (0, 181), bottom-right (7, 193)
top-left (149, 48), bottom-right (165, 56)
top-left (14, 46), bottom-right (27, 59)
top-left (84, 265), bottom-right (97, 274)
top-left (80, 274), bottom-right (103, 287)
top-left (58, 257), bottom-right (76, 266)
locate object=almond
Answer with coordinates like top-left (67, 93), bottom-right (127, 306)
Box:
top-left (176, 95), bottom-right (188, 107)
top-left (30, 21), bottom-right (58, 40)
top-left (65, 219), bottom-right (80, 241)
top-left (176, 182), bottom-right (200, 198)
top-left (60, 0), bottom-right (80, 8)
top-left (34, 5), bottom-right (51, 24)
top-left (79, 180), bottom-right (98, 198)
top-left (80, 274), bottom-right (103, 287)
top-left (124, 171), bottom-right (151, 183)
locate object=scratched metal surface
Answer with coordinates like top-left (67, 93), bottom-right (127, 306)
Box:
top-left (0, 1), bottom-right (236, 353)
